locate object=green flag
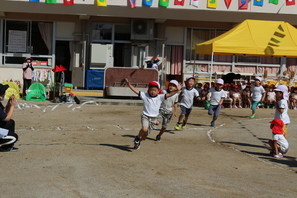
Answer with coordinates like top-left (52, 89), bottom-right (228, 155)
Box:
top-left (46, 0), bottom-right (57, 3)
top-left (159, 0), bottom-right (169, 7)
top-left (269, 0), bottom-right (278, 4)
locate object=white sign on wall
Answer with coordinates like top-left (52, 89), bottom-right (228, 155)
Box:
top-left (8, 30), bottom-right (27, 52)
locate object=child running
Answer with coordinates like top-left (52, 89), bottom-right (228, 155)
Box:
top-left (208, 79), bottom-right (225, 127)
top-left (174, 76), bottom-right (200, 130)
top-left (125, 78), bottom-right (180, 150)
top-left (274, 84), bottom-right (290, 139)
top-left (268, 118), bottom-right (289, 158)
top-left (155, 80), bottom-right (179, 142)
top-left (249, 77), bottom-right (266, 118)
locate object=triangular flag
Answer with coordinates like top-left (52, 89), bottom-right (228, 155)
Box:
top-left (225, 0), bottom-right (232, 8)
top-left (64, 0), bottom-right (74, 5)
top-left (129, 0), bottom-right (136, 8)
top-left (238, 0), bottom-right (248, 9)
top-left (269, 0), bottom-right (278, 4)
top-left (174, 0), bottom-right (185, 5)
top-left (254, 0), bottom-right (263, 6)
top-left (97, 0), bottom-right (107, 6)
top-left (159, 0), bottom-right (169, 7)
top-left (52, 65), bottom-right (67, 73)
top-left (190, 0), bottom-right (199, 7)
top-left (46, 0), bottom-right (56, 3)
top-left (143, 0), bottom-right (153, 6)
top-left (207, 0), bottom-right (217, 8)
top-left (286, 0), bottom-right (295, 5)
top-left (29, 0), bottom-right (40, 2)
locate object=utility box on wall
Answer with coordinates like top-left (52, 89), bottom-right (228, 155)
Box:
top-left (90, 44), bottom-right (113, 69)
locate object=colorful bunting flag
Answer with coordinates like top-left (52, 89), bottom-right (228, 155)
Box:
top-left (46, 0), bottom-right (56, 3)
top-left (174, 0), bottom-right (185, 6)
top-left (97, 0), bottom-right (107, 6)
top-left (286, 0), bottom-right (295, 5)
top-left (190, 0), bottom-right (199, 7)
top-left (269, 0), bottom-right (278, 4)
top-left (129, 0), bottom-right (136, 8)
top-left (238, 0), bottom-right (248, 9)
top-left (159, 0), bottom-right (169, 7)
top-left (29, 0), bottom-right (40, 2)
top-left (64, 0), bottom-right (74, 5)
top-left (254, 0), bottom-right (263, 6)
top-left (225, 0), bottom-right (232, 8)
top-left (143, 0), bottom-right (153, 6)
top-left (207, 0), bottom-right (217, 8)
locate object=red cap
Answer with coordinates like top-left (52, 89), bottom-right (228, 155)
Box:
top-left (269, 119), bottom-right (284, 134)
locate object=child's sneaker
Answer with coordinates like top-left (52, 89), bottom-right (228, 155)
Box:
top-left (174, 123), bottom-right (181, 130)
top-left (229, 105), bottom-right (232, 108)
top-left (274, 153), bottom-right (283, 158)
top-left (0, 147), bottom-right (18, 152)
top-left (238, 105), bottom-right (242, 108)
top-left (233, 105), bottom-right (237, 108)
top-left (133, 136), bottom-right (141, 150)
top-left (181, 123), bottom-right (187, 129)
top-left (155, 135), bottom-right (161, 142)
top-left (249, 114), bottom-right (255, 118)
top-left (210, 121), bottom-right (215, 127)
top-left (294, 107), bottom-right (297, 110)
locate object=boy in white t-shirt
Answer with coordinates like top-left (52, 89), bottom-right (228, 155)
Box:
top-left (274, 85), bottom-right (290, 139)
top-left (268, 118), bottom-right (289, 158)
top-left (249, 77), bottom-right (266, 118)
top-left (208, 79), bottom-right (225, 127)
top-left (155, 80), bottom-right (179, 142)
top-left (174, 76), bottom-right (200, 130)
top-left (125, 78), bottom-right (180, 150)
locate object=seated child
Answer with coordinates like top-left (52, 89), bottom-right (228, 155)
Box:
top-left (266, 85), bottom-right (276, 109)
top-left (268, 118), bottom-right (289, 158)
top-left (222, 84), bottom-right (232, 108)
top-left (242, 85), bottom-right (251, 108)
top-left (289, 87), bottom-right (297, 110)
top-left (230, 85), bottom-right (242, 108)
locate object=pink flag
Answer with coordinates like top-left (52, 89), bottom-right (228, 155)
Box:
top-left (129, 0), bottom-right (136, 8)
top-left (238, 0), bottom-right (248, 9)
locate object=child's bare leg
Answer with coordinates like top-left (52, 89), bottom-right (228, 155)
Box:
top-left (177, 114), bottom-right (185, 124)
top-left (183, 116), bottom-right (189, 124)
top-left (158, 127), bottom-right (166, 136)
top-left (138, 127), bottom-right (148, 141)
top-left (268, 140), bottom-right (275, 154)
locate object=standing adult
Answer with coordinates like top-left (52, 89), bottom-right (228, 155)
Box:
top-left (22, 57), bottom-right (34, 98)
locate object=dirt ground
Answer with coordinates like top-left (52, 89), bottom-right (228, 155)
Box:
top-left (1, 100), bottom-right (297, 198)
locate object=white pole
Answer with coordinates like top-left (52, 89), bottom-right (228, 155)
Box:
top-left (210, 52), bottom-right (214, 84)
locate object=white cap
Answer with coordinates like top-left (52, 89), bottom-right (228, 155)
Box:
top-left (186, 76), bottom-right (195, 81)
top-left (169, 80), bottom-right (179, 87)
top-left (254, 77), bottom-right (262, 81)
top-left (216, 78), bottom-right (224, 85)
top-left (274, 85), bottom-right (289, 100)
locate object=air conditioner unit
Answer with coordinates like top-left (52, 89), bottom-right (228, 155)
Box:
top-left (131, 19), bottom-right (153, 40)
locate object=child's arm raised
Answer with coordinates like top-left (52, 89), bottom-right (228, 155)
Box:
top-left (125, 78), bottom-right (139, 95)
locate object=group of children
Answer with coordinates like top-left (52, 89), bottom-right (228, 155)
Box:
top-left (125, 76), bottom-right (290, 159)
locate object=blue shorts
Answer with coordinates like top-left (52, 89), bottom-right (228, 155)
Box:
top-left (180, 105), bottom-right (192, 117)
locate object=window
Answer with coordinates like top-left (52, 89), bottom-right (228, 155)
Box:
top-left (92, 24), bottom-right (112, 41)
top-left (2, 20), bottom-right (53, 65)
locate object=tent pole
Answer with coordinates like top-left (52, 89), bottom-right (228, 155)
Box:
top-left (209, 52), bottom-right (213, 84)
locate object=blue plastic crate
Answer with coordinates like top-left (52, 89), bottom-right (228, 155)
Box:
top-left (86, 70), bottom-right (104, 90)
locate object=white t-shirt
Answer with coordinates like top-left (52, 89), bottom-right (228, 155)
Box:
top-left (274, 99), bottom-right (290, 124)
top-left (273, 134), bottom-right (289, 151)
top-left (160, 90), bottom-right (178, 112)
top-left (267, 92), bottom-right (276, 101)
top-left (251, 85), bottom-right (265, 101)
top-left (152, 64), bottom-right (158, 70)
top-left (139, 91), bottom-right (166, 117)
top-left (209, 87), bottom-right (225, 105)
top-left (180, 87), bottom-right (199, 109)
